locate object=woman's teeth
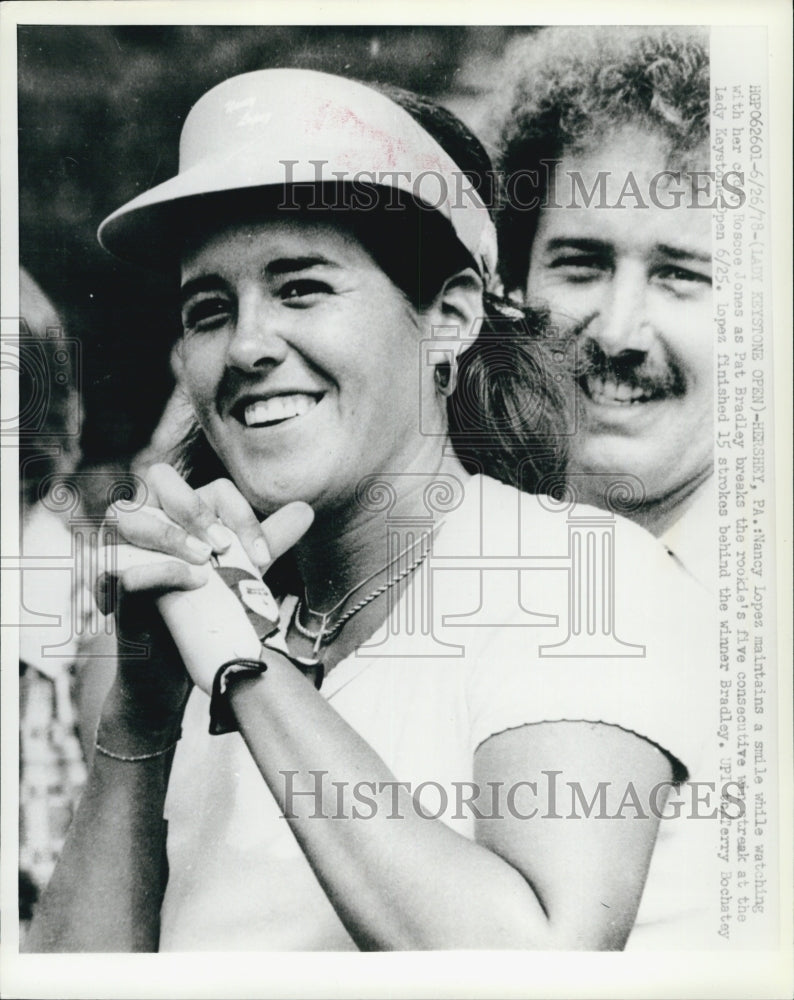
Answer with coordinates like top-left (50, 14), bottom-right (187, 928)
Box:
top-left (583, 375), bottom-right (656, 405)
top-left (243, 394), bottom-right (318, 427)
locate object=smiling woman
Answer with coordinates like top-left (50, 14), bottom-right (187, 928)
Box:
top-left (176, 217), bottom-right (441, 517)
top-left (26, 67), bottom-right (715, 953)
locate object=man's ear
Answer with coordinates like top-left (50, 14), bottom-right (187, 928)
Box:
top-left (171, 339), bottom-right (185, 379)
top-left (427, 267), bottom-right (484, 358)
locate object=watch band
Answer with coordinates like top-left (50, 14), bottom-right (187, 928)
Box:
top-left (209, 658), bottom-right (268, 735)
top-left (208, 647), bottom-right (325, 736)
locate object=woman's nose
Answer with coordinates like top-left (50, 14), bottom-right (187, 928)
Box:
top-left (226, 294), bottom-right (289, 372)
top-left (588, 264), bottom-right (653, 356)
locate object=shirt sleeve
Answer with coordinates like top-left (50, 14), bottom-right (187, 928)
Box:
top-left (466, 505), bottom-right (714, 783)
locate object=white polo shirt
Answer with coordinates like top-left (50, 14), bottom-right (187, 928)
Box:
top-left (160, 476), bottom-right (718, 951)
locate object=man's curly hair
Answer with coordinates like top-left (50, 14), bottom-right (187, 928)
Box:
top-left (494, 27), bottom-right (710, 292)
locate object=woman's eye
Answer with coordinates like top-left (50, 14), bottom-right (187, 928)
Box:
top-left (279, 279), bottom-right (331, 304)
top-left (548, 256), bottom-right (606, 282)
top-left (182, 297), bottom-right (231, 331)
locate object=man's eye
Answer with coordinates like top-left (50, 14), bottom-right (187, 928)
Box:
top-left (654, 266), bottom-right (712, 291)
top-left (182, 298), bottom-right (231, 331)
top-left (548, 256), bottom-right (607, 282)
top-left (279, 279), bottom-right (330, 303)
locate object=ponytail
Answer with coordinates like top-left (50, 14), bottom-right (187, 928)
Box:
top-left (449, 299), bottom-right (569, 493)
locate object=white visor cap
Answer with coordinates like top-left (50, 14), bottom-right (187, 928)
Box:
top-left (98, 68), bottom-right (498, 280)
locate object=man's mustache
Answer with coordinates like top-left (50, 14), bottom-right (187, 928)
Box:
top-left (556, 313), bottom-right (686, 398)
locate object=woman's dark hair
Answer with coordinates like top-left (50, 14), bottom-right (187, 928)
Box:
top-left (168, 81), bottom-right (568, 500)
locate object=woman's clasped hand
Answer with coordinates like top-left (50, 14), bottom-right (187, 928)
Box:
top-left (98, 462), bottom-right (313, 696)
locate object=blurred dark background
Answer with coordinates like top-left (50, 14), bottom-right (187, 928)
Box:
top-left (18, 25), bottom-right (536, 469)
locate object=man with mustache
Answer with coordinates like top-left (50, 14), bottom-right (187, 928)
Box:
top-left (494, 27), bottom-right (714, 588)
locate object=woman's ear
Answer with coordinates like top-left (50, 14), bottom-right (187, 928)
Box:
top-left (427, 267), bottom-right (484, 357)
